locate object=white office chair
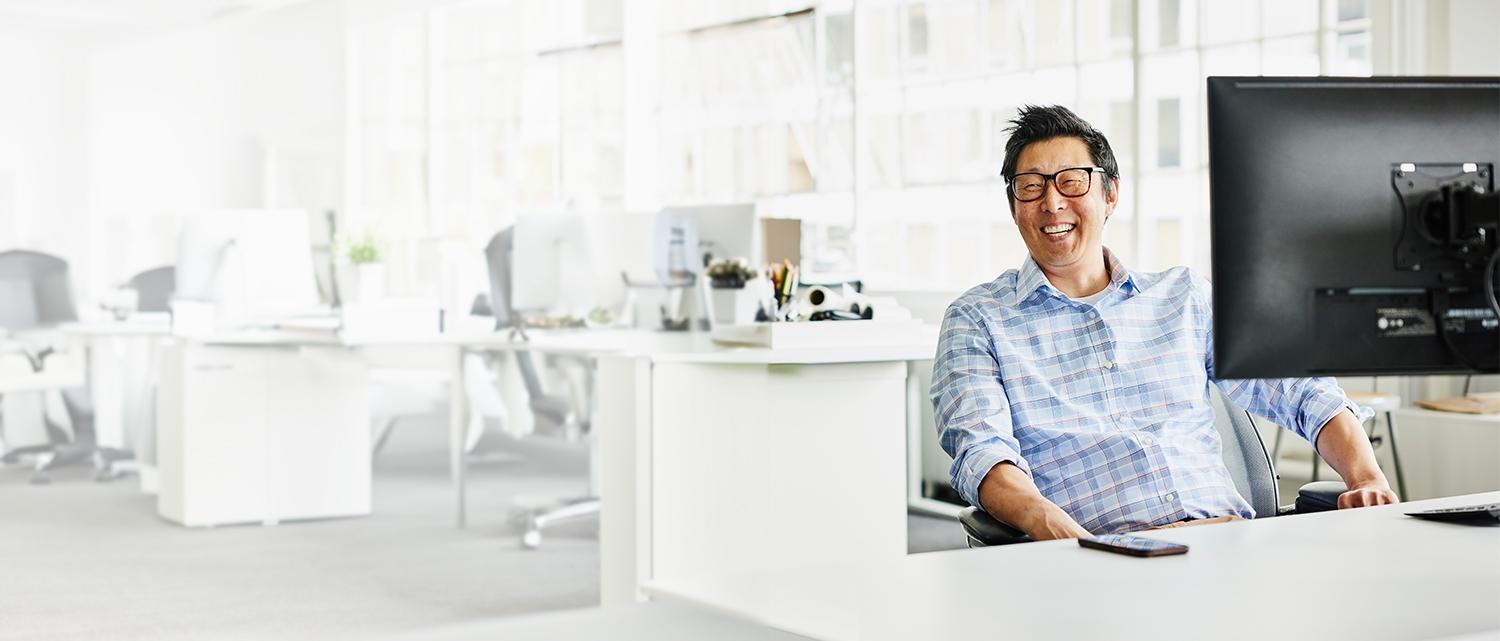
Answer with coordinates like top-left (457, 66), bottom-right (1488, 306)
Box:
top-left (0, 250), bottom-right (93, 484)
top-left (485, 228), bottom-right (600, 549)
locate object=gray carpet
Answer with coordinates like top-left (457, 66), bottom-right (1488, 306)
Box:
top-left (0, 416), bottom-right (599, 641)
top-left (0, 415), bottom-right (966, 640)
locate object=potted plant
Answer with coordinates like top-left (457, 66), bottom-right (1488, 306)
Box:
top-left (338, 230), bottom-right (386, 304)
top-left (704, 258), bottom-right (760, 324)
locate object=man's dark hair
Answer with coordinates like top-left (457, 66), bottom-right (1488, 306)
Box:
top-left (1000, 105), bottom-right (1120, 212)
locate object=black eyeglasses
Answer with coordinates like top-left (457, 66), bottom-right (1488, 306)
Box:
top-left (1007, 167), bottom-right (1106, 202)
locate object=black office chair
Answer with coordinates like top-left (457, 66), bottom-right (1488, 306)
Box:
top-left (484, 228), bottom-right (600, 549)
top-left (958, 387), bottom-right (1348, 546)
top-left (0, 250), bottom-right (95, 484)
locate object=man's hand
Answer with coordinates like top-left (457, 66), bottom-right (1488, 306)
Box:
top-left (1024, 507), bottom-right (1094, 541)
top-left (978, 462), bottom-right (1093, 541)
top-left (1316, 409), bottom-right (1401, 509)
top-left (1338, 481), bottom-right (1399, 509)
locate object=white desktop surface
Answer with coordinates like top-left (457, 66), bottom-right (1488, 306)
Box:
top-left (647, 491), bottom-right (1500, 641)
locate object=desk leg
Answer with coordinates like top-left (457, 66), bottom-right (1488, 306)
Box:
top-left (1386, 411), bottom-right (1408, 499)
top-left (450, 346), bottom-right (468, 528)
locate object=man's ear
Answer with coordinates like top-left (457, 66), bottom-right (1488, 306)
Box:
top-left (1104, 177), bottom-right (1121, 214)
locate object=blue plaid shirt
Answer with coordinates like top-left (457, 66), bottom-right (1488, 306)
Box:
top-left (931, 249), bottom-right (1368, 534)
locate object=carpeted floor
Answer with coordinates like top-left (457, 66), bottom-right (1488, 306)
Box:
top-left (0, 414), bottom-right (966, 640)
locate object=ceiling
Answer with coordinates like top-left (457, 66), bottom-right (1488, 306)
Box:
top-left (0, 0), bottom-right (311, 41)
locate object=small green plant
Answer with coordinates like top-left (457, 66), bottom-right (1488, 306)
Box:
top-left (705, 258), bottom-right (756, 288)
top-left (340, 231), bottom-right (383, 265)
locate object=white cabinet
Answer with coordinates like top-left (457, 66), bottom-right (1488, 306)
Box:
top-left (157, 342), bottom-right (370, 527)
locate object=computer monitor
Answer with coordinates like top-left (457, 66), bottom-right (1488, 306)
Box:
top-left (1208, 76), bottom-right (1499, 378)
top-left (658, 203), bottom-right (759, 272)
top-left (174, 209), bottom-right (324, 327)
top-left (509, 212), bottom-right (656, 318)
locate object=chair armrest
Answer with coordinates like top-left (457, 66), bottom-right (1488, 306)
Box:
top-left (1294, 480), bottom-right (1349, 513)
top-left (958, 506), bottom-right (1032, 547)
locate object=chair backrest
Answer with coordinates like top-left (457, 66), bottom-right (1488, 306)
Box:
top-left (1208, 385), bottom-right (1281, 517)
top-left (0, 250), bottom-right (78, 330)
top-left (483, 228), bottom-right (517, 330)
top-left (126, 266), bottom-right (176, 313)
top-left (481, 228), bottom-right (550, 405)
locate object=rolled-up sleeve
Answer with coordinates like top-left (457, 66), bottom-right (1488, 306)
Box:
top-left (1214, 375), bottom-right (1370, 449)
top-left (930, 302), bottom-right (1029, 508)
top-left (1195, 271), bottom-right (1371, 449)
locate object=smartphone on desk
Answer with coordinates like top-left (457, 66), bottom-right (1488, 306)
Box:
top-left (1079, 534), bottom-right (1188, 557)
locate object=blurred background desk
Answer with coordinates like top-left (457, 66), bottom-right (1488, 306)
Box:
top-left (60, 317), bottom-right (172, 488)
top-left (155, 330), bottom-right (369, 527)
top-left (1389, 406), bottom-right (1500, 500)
top-left (593, 333), bottom-right (938, 606)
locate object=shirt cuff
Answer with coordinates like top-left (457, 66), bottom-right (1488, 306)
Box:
top-left (953, 443), bottom-right (1031, 509)
top-left (1303, 393), bottom-right (1373, 454)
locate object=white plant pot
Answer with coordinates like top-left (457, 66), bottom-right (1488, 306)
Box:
top-left (342, 263), bottom-right (386, 304)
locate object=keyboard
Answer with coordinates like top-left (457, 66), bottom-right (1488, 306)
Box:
top-left (1404, 503), bottom-right (1500, 524)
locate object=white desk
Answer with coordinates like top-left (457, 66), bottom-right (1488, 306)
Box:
top-left (155, 334), bottom-right (370, 526)
top-left (425, 326), bottom-right (940, 606)
top-left (61, 318), bottom-right (172, 488)
top-left (647, 491), bottom-right (1500, 641)
top-left (592, 334), bottom-right (939, 606)
top-left (1390, 408), bottom-right (1500, 500)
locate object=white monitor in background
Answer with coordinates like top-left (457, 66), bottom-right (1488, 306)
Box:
top-left (659, 203), bottom-right (759, 270)
top-left (174, 209), bottom-right (324, 329)
top-left (510, 212), bottom-right (656, 319)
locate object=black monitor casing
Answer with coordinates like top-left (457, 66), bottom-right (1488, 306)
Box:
top-left (1207, 76), bottom-right (1499, 378)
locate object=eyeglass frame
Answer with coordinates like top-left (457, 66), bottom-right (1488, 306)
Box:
top-left (1005, 167), bottom-right (1108, 202)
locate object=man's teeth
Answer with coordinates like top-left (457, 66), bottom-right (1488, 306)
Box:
top-left (1043, 224), bottom-right (1076, 235)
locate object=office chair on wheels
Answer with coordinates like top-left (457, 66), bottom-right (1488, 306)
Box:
top-left (88, 265), bottom-right (176, 482)
top-left (0, 250), bottom-right (94, 484)
top-left (958, 387), bottom-right (1350, 547)
top-left (484, 228), bottom-right (600, 549)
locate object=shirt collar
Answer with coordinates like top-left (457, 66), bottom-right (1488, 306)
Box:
top-left (1015, 247), bottom-right (1140, 308)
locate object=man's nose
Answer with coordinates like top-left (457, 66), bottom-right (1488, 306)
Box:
top-left (1039, 180), bottom-right (1067, 211)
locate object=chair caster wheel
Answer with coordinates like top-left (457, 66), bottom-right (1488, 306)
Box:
top-left (521, 529), bottom-right (542, 549)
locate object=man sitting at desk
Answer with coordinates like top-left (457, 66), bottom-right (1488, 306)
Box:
top-left (930, 105), bottom-right (1398, 540)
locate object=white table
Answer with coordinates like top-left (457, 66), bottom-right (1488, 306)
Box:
top-left (414, 326), bottom-right (941, 605)
top-left (60, 318), bottom-right (172, 487)
top-left (647, 491), bottom-right (1500, 641)
top-left (592, 334), bottom-right (939, 606)
top-left (1391, 408), bottom-right (1500, 500)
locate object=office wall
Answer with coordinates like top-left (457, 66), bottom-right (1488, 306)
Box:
top-left (0, 34), bottom-right (89, 272)
top-left (1437, 0), bottom-right (1500, 75)
top-left (84, 0), bottom-right (345, 297)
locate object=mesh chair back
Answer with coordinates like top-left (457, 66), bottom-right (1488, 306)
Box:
top-left (1209, 386), bottom-right (1281, 516)
top-left (483, 228), bottom-right (516, 330)
top-left (0, 250), bottom-right (78, 330)
top-left (126, 266), bottom-right (176, 313)
top-left (482, 227), bottom-right (574, 428)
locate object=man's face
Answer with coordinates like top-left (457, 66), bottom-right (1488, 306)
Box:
top-left (1010, 136), bottom-right (1119, 273)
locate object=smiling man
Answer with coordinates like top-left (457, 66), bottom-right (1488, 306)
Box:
top-left (930, 105), bottom-right (1398, 540)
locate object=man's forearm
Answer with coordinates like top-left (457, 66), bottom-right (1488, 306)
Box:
top-left (1315, 409), bottom-right (1388, 487)
top-left (976, 462), bottom-right (1092, 540)
top-left (1314, 408), bottom-right (1400, 506)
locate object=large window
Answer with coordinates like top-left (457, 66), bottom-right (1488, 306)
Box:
top-left (352, 0), bottom-right (1373, 300)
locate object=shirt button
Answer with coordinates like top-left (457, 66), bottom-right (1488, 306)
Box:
top-left (1088, 311), bottom-right (1098, 319)
top-left (1141, 435), bottom-right (1154, 446)
top-left (1164, 493), bottom-right (1176, 503)
top-left (1102, 360), bottom-right (1114, 369)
